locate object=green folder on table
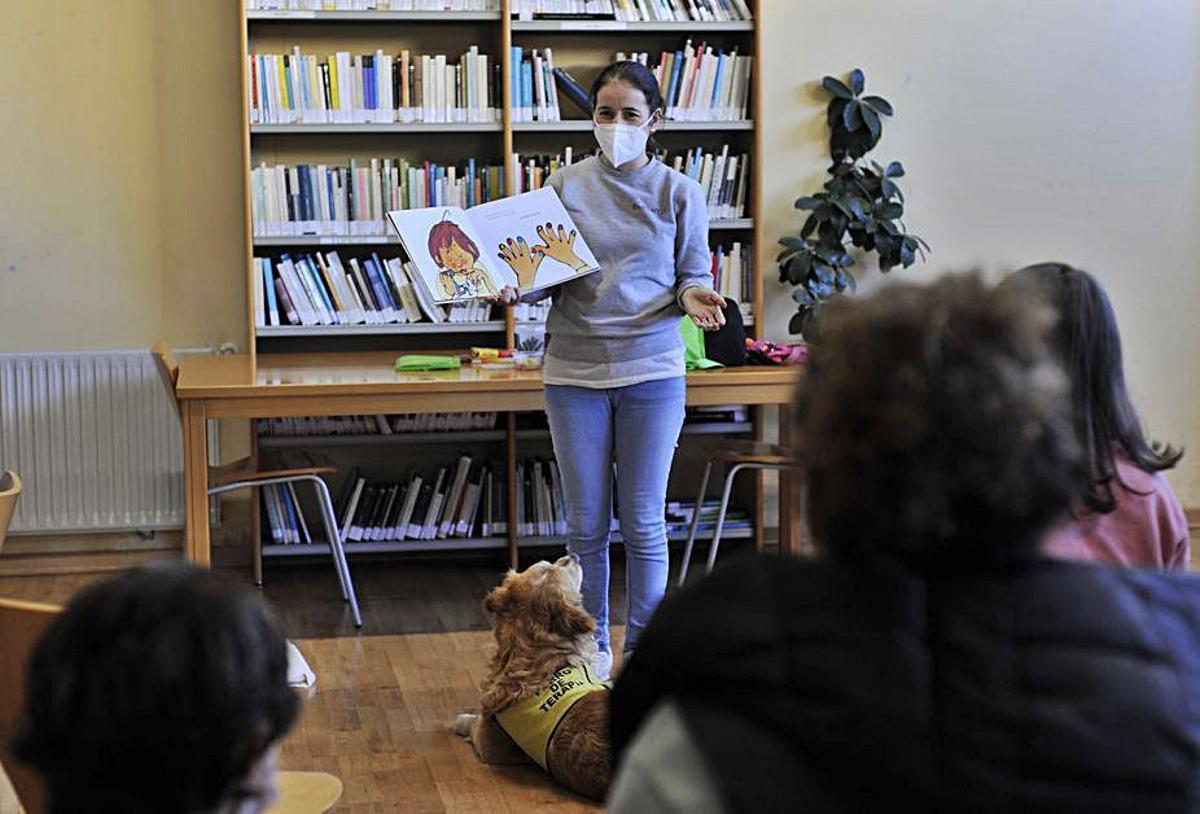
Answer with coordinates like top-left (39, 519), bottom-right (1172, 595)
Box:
top-left (394, 355), bottom-right (462, 372)
top-left (680, 317), bottom-right (723, 371)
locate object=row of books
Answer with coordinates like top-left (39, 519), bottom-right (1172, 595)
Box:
top-left (664, 499), bottom-right (751, 533)
top-left (249, 1), bottom-right (500, 10)
top-left (257, 412), bottom-right (501, 437)
top-left (251, 157), bottom-right (505, 238)
top-left (263, 483), bottom-right (316, 544)
top-left (337, 459), bottom-right (508, 541)
top-left (258, 405), bottom-right (747, 441)
top-left (511, 150), bottom-right (578, 195)
top-left (687, 404), bottom-right (749, 424)
top-left (618, 41), bottom-right (751, 121)
top-left (253, 251), bottom-right (492, 327)
top-left (513, 300), bottom-right (551, 322)
top-left (512, 147), bottom-right (750, 223)
top-left (513, 0), bottom-right (750, 22)
top-left (710, 242), bottom-right (749, 306)
top-left (263, 484), bottom-right (751, 546)
top-left (249, 47), bottom-right (500, 125)
top-left (510, 47), bottom-right (564, 122)
top-left (671, 145), bottom-right (748, 221)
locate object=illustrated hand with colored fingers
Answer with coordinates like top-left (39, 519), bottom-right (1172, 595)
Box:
top-left (533, 223), bottom-right (590, 273)
top-left (497, 236), bottom-right (544, 290)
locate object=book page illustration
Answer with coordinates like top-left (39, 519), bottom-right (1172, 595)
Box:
top-left (469, 187), bottom-right (600, 293)
top-left (387, 208), bottom-right (501, 303)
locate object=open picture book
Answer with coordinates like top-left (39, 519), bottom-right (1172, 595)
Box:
top-left (386, 186), bottom-right (601, 303)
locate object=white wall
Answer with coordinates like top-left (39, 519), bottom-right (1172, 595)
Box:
top-left (761, 0), bottom-right (1200, 503)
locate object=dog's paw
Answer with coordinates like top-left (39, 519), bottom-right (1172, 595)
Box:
top-left (453, 713), bottom-right (478, 738)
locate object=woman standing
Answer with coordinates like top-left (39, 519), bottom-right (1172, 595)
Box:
top-left (496, 61), bottom-right (726, 676)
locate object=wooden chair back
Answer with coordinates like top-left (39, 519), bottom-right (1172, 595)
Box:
top-left (268, 771), bottom-right (344, 813)
top-left (150, 340), bottom-right (181, 419)
top-left (0, 598), bottom-right (59, 814)
top-left (0, 472), bottom-right (20, 553)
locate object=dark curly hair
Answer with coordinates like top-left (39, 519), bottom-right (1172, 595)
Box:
top-left (14, 564), bottom-right (299, 814)
top-left (797, 273), bottom-right (1084, 571)
top-left (1004, 263), bottom-right (1182, 513)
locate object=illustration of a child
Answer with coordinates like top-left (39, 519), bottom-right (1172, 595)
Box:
top-left (428, 215), bottom-right (498, 299)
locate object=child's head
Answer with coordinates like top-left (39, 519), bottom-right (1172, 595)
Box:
top-left (589, 61), bottom-right (664, 127)
top-left (428, 218), bottom-right (480, 273)
top-left (797, 273), bottom-right (1083, 571)
top-left (1006, 262), bottom-right (1181, 511)
top-left (15, 564), bottom-right (298, 814)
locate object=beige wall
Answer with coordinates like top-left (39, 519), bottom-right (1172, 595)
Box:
top-left (0, 1), bottom-right (247, 352)
top-left (760, 0), bottom-right (1200, 503)
top-left (1, 1), bottom-right (1198, 503)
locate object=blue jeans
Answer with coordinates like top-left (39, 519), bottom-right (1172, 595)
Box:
top-left (544, 377), bottom-right (686, 655)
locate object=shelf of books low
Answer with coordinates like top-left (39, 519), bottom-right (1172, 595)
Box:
top-left (250, 122), bottom-right (503, 134)
top-left (246, 10), bottom-right (502, 21)
top-left (250, 121), bottom-right (750, 134)
top-left (245, 12), bottom-right (748, 29)
top-left (510, 119), bottom-right (752, 132)
top-left (256, 321), bottom-right (505, 336)
top-left (509, 20), bottom-right (753, 32)
top-left (261, 526), bottom-right (755, 558)
top-left (256, 421), bottom-right (753, 448)
top-left (252, 220), bottom-right (752, 246)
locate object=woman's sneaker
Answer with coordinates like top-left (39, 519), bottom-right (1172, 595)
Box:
top-left (593, 649), bottom-right (613, 681)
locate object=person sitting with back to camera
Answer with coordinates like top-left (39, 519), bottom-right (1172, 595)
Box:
top-left (607, 274), bottom-right (1200, 812)
top-left (14, 563), bottom-right (299, 814)
top-left (1004, 262), bottom-right (1188, 570)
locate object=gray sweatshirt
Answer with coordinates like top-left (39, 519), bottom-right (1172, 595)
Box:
top-left (539, 155), bottom-right (712, 388)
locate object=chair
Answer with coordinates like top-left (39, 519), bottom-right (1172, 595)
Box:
top-left (152, 342), bottom-right (361, 627)
top-left (676, 441), bottom-right (802, 586)
top-left (268, 771), bottom-right (344, 813)
top-left (0, 471), bottom-right (20, 551)
top-left (0, 597), bottom-right (58, 814)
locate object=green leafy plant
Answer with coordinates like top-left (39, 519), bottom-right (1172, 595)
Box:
top-left (777, 69), bottom-right (928, 334)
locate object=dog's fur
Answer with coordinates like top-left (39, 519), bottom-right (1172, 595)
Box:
top-left (454, 555), bottom-right (611, 801)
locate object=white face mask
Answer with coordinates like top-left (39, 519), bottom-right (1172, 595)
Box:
top-left (593, 119), bottom-right (653, 167)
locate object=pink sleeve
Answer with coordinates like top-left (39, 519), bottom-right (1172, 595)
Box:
top-left (1157, 476), bottom-right (1190, 571)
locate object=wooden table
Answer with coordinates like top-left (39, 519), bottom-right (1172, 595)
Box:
top-left (176, 351), bottom-right (802, 567)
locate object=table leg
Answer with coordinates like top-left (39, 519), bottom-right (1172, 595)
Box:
top-left (182, 400), bottom-right (212, 566)
top-left (777, 404), bottom-right (802, 557)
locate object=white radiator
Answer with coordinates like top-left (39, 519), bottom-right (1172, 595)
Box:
top-left (0, 349), bottom-right (216, 534)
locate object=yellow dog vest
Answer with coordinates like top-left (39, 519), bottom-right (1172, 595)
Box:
top-left (494, 663), bottom-right (611, 770)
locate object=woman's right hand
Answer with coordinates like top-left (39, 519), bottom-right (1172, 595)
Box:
top-left (482, 286), bottom-right (520, 306)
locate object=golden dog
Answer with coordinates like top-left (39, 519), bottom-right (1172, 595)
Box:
top-left (454, 554), bottom-right (612, 801)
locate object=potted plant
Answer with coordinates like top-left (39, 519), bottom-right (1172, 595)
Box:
top-left (777, 69), bottom-right (928, 335)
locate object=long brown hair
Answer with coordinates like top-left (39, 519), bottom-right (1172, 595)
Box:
top-left (1007, 263), bottom-right (1182, 513)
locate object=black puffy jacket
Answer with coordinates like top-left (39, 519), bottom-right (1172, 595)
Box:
top-left (611, 555), bottom-right (1200, 812)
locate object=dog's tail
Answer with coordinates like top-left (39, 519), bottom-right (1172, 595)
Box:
top-left (453, 712), bottom-right (477, 739)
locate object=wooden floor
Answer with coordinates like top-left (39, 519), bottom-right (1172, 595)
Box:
top-left (0, 552), bottom-right (640, 813)
top-left (279, 630), bottom-right (622, 813)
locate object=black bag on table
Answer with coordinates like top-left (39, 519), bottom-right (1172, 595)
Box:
top-left (704, 298), bottom-right (747, 366)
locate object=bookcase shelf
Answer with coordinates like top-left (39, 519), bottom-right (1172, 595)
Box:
top-left (510, 20), bottom-right (753, 32)
top-left (252, 219), bottom-right (751, 246)
top-left (256, 321), bottom-right (505, 337)
top-left (252, 234), bottom-right (399, 246)
top-left (247, 10), bottom-right (502, 21)
top-left (709, 218), bottom-right (753, 230)
top-left (511, 119), bottom-right (752, 132)
top-left (250, 122), bottom-right (503, 134)
top-left (256, 421), bottom-right (752, 448)
top-left (240, 0), bottom-right (766, 566)
top-left (261, 525), bottom-right (754, 558)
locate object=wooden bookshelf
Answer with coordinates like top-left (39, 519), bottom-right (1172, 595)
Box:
top-left (238, 0), bottom-right (765, 565)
